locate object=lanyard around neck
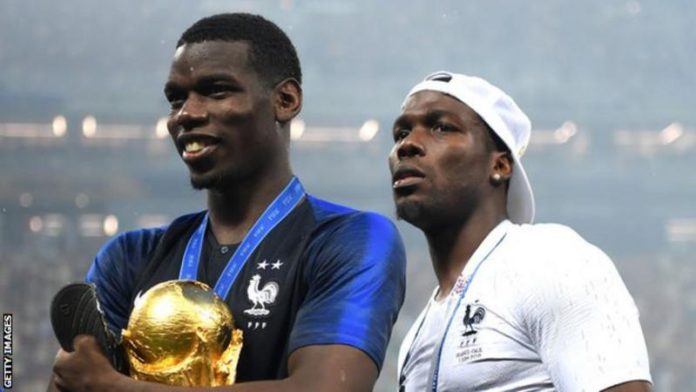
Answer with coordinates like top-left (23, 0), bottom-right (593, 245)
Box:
top-left (428, 232), bottom-right (507, 392)
top-left (179, 176), bottom-right (306, 300)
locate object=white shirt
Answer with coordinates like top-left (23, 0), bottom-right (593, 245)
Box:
top-left (400, 292), bottom-right (449, 391)
top-left (398, 220), bottom-right (651, 392)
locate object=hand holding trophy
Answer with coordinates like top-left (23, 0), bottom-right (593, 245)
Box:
top-left (51, 280), bottom-right (243, 387)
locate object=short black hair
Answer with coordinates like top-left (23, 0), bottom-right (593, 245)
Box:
top-left (482, 120), bottom-right (513, 190)
top-left (177, 13), bottom-right (302, 87)
top-left (487, 128), bottom-right (510, 154)
top-left (470, 113), bottom-right (510, 154)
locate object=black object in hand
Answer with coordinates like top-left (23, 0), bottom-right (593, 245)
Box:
top-left (50, 282), bottom-right (128, 374)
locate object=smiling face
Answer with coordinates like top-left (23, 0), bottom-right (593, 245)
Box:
top-left (164, 40), bottom-right (289, 191)
top-left (388, 91), bottom-right (501, 230)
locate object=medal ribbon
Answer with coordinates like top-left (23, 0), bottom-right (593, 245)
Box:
top-left (428, 230), bottom-right (508, 392)
top-left (179, 176), bottom-right (305, 300)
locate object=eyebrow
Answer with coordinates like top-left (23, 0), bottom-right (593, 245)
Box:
top-left (164, 73), bottom-right (241, 94)
top-left (392, 115), bottom-right (411, 130)
top-left (196, 74), bottom-right (241, 85)
top-left (393, 109), bottom-right (454, 128)
top-left (424, 110), bottom-right (454, 121)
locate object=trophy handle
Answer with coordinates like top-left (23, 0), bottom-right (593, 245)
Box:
top-left (50, 282), bottom-right (129, 374)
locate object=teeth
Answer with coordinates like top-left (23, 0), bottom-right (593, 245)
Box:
top-left (185, 142), bottom-right (204, 153)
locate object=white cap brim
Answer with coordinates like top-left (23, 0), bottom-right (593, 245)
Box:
top-left (507, 149), bottom-right (535, 224)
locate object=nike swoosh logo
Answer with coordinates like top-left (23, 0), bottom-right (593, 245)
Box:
top-left (133, 290), bottom-right (144, 307)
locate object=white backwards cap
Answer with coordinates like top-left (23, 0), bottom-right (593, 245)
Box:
top-left (403, 71), bottom-right (535, 224)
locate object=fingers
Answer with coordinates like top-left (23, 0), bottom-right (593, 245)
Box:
top-left (72, 334), bottom-right (98, 351)
top-left (51, 334), bottom-right (113, 391)
top-left (55, 348), bottom-right (68, 361)
top-left (51, 351), bottom-right (68, 392)
top-left (52, 336), bottom-right (98, 381)
top-left (52, 373), bottom-right (68, 392)
top-left (53, 349), bottom-right (67, 373)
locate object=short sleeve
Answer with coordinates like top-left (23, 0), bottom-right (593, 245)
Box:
top-left (288, 212), bottom-right (406, 369)
top-left (520, 231), bottom-right (652, 391)
top-left (85, 228), bottom-right (162, 336)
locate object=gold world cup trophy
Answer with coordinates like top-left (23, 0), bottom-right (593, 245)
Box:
top-left (121, 280), bottom-right (243, 386)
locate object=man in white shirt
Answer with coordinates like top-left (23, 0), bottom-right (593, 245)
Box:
top-left (389, 71), bottom-right (652, 392)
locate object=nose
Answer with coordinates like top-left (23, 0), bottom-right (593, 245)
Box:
top-left (171, 95), bottom-right (208, 132)
top-left (395, 129), bottom-right (425, 160)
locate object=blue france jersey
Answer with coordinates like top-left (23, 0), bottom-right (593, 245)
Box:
top-left (86, 194), bottom-right (406, 380)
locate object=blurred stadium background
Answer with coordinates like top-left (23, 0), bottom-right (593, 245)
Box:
top-left (1, 0), bottom-right (694, 390)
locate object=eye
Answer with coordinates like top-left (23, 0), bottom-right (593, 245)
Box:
top-left (207, 85), bottom-right (229, 98)
top-left (432, 122), bottom-right (454, 133)
top-left (166, 93), bottom-right (186, 110)
top-left (202, 83), bottom-right (238, 99)
top-left (393, 128), bottom-right (411, 142)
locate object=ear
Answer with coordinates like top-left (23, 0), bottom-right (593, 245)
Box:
top-left (490, 151), bottom-right (513, 185)
top-left (273, 78), bottom-right (302, 124)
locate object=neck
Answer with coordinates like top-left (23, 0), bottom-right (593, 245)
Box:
top-left (425, 206), bottom-right (506, 301)
top-left (206, 168), bottom-right (293, 244)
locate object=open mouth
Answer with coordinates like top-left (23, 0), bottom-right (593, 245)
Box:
top-left (182, 140), bottom-right (217, 161)
top-left (177, 134), bottom-right (221, 163)
top-left (392, 167), bottom-right (425, 190)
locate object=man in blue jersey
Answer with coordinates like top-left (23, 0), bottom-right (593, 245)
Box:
top-left (50, 13), bottom-right (406, 392)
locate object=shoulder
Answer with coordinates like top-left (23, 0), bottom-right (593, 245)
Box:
top-left (509, 222), bottom-right (589, 249)
top-left (89, 211), bottom-right (202, 279)
top-left (93, 227), bottom-right (165, 266)
top-left (505, 222), bottom-right (612, 269)
top-left (500, 222), bottom-right (632, 314)
top-left (87, 226), bottom-right (166, 285)
top-left (288, 197), bottom-right (406, 369)
top-left (85, 212), bottom-right (204, 333)
top-left (504, 224), bottom-right (651, 389)
top-left (304, 195), bottom-right (404, 259)
top-left (299, 195), bottom-right (406, 283)
top-left (305, 195), bottom-right (401, 238)
top-left (503, 222), bottom-right (636, 317)
top-left (84, 226), bottom-right (167, 332)
top-left (98, 226), bottom-right (165, 256)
